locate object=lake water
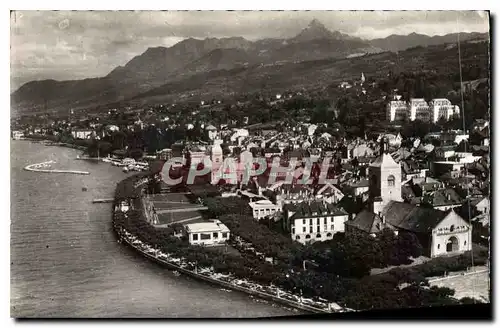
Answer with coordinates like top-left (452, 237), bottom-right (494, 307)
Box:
top-left (10, 140), bottom-right (299, 318)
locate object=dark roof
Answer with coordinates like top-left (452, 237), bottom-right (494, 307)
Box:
top-left (431, 188), bottom-right (463, 206)
top-left (401, 185), bottom-right (416, 199)
top-left (345, 210), bottom-right (387, 234)
top-left (290, 201), bottom-right (348, 219)
top-left (187, 184), bottom-right (221, 198)
top-left (381, 201), bottom-right (448, 233)
top-left (149, 160), bottom-right (166, 175)
top-left (349, 179), bottom-right (370, 188)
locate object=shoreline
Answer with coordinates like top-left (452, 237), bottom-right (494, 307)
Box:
top-left (111, 178), bottom-right (345, 315)
top-left (111, 222), bottom-right (332, 314)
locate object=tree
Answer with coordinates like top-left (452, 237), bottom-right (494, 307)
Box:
top-left (128, 148), bottom-right (144, 160)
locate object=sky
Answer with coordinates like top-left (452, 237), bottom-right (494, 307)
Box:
top-left (10, 11), bottom-right (490, 92)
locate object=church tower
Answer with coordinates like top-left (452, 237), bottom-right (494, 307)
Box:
top-left (368, 138), bottom-right (402, 214)
top-left (210, 139), bottom-right (223, 185)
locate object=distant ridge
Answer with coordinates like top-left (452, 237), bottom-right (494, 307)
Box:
top-left (11, 18), bottom-right (489, 114)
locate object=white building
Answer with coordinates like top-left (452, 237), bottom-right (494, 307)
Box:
top-left (12, 130), bottom-right (24, 140)
top-left (249, 199), bottom-right (281, 220)
top-left (71, 129), bottom-right (93, 139)
top-left (284, 201), bottom-right (349, 244)
top-left (387, 100), bottom-right (408, 122)
top-left (409, 98), bottom-right (431, 122)
top-left (185, 220), bottom-right (230, 246)
top-left (429, 98), bottom-right (460, 123)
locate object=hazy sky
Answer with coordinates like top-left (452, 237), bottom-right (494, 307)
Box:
top-left (10, 11), bottom-right (489, 91)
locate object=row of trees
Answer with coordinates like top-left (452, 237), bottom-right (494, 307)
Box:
top-left (114, 174), bottom-right (485, 310)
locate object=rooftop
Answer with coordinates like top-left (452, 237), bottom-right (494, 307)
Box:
top-left (185, 221), bottom-right (230, 233)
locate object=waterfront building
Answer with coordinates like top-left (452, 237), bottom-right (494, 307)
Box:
top-left (184, 220), bottom-right (230, 246)
top-left (12, 130), bottom-right (24, 140)
top-left (283, 200), bottom-right (349, 244)
top-left (71, 129), bottom-right (94, 139)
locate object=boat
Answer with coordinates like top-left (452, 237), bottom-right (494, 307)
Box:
top-left (82, 187), bottom-right (88, 192)
top-left (122, 166), bottom-right (129, 173)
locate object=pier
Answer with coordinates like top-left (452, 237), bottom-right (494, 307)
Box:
top-left (92, 198), bottom-right (115, 204)
top-left (24, 160), bottom-right (90, 175)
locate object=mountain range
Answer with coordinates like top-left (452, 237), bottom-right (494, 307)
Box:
top-left (11, 19), bottom-right (489, 114)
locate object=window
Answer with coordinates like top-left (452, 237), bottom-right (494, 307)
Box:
top-left (331, 217), bottom-right (334, 222)
top-left (303, 219), bottom-right (306, 225)
top-left (192, 234), bottom-right (198, 241)
top-left (317, 225), bottom-right (320, 233)
top-left (292, 228), bottom-right (295, 234)
top-left (213, 232), bottom-right (219, 239)
top-left (200, 233), bottom-right (211, 240)
top-left (296, 235), bottom-right (301, 240)
top-left (464, 240), bottom-right (467, 246)
top-left (303, 227), bottom-right (306, 233)
top-left (437, 244), bottom-right (440, 249)
top-left (450, 225), bottom-right (455, 232)
top-left (309, 226), bottom-right (313, 233)
top-left (326, 233), bottom-right (332, 238)
top-left (331, 224), bottom-right (335, 231)
top-left (388, 175), bottom-right (395, 187)
top-left (222, 232), bottom-right (228, 238)
top-left (316, 234), bottom-right (322, 239)
top-left (324, 217), bottom-right (327, 224)
top-left (305, 234), bottom-right (311, 239)
top-left (317, 218), bottom-right (320, 225)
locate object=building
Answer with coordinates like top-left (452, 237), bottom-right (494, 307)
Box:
top-left (409, 98), bottom-right (431, 122)
top-left (205, 124), bottom-right (218, 141)
top-left (157, 148), bottom-right (173, 161)
top-left (368, 139), bottom-right (403, 214)
top-left (347, 138), bottom-right (472, 258)
top-left (343, 178), bottom-right (370, 197)
top-left (71, 129), bottom-right (93, 139)
top-left (186, 145), bottom-right (208, 167)
top-left (12, 130), bottom-right (24, 140)
top-left (284, 201), bottom-right (349, 244)
top-left (426, 188), bottom-right (464, 211)
top-left (210, 141), bottom-right (224, 184)
top-left (249, 199), bottom-right (281, 220)
top-left (185, 221), bottom-right (230, 246)
top-left (474, 197), bottom-right (490, 215)
top-left (387, 100), bottom-right (408, 122)
top-left (429, 98), bottom-right (460, 123)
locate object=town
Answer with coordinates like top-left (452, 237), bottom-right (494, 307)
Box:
top-left (12, 69), bottom-right (490, 312)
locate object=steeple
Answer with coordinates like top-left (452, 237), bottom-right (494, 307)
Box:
top-left (379, 137), bottom-right (388, 155)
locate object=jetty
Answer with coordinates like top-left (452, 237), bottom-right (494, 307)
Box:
top-left (92, 198), bottom-right (114, 204)
top-left (24, 160), bottom-right (90, 175)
